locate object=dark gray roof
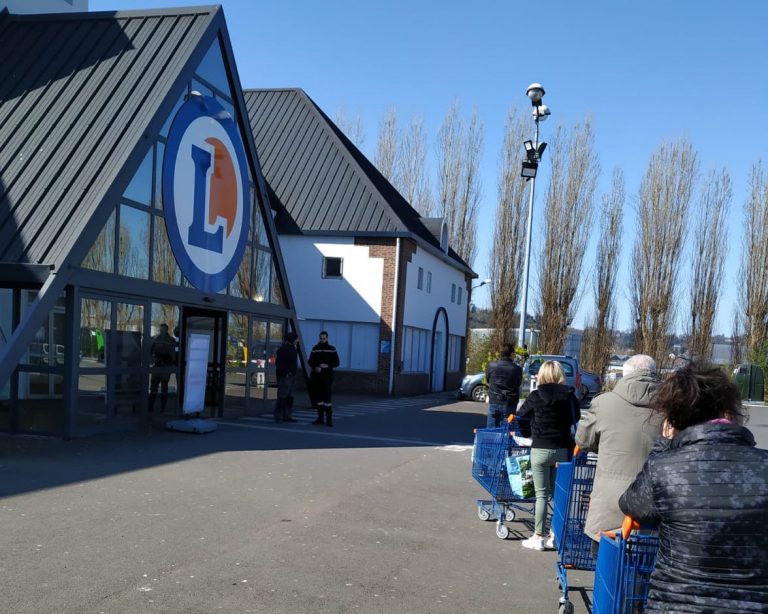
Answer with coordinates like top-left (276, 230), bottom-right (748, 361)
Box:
top-left (0, 6), bottom-right (220, 267)
top-left (243, 88), bottom-right (473, 273)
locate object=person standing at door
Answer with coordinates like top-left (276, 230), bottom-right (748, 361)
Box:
top-left (149, 323), bottom-right (176, 413)
top-left (309, 331), bottom-right (340, 427)
top-left (274, 332), bottom-right (299, 423)
top-left (485, 343), bottom-right (523, 428)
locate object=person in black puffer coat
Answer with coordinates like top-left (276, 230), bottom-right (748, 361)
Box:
top-left (620, 363), bottom-right (768, 613)
top-left (516, 360), bottom-right (580, 551)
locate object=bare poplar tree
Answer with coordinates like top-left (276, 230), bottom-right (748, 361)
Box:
top-left (581, 168), bottom-right (624, 375)
top-left (687, 168), bottom-right (731, 361)
top-left (436, 101), bottom-right (484, 265)
top-left (631, 139), bottom-right (699, 367)
top-left (396, 116), bottom-right (432, 216)
top-left (740, 161), bottom-right (768, 359)
top-left (375, 107), bottom-right (399, 182)
top-left (731, 309), bottom-right (743, 367)
top-left (333, 106), bottom-right (365, 149)
top-left (536, 119), bottom-right (600, 353)
top-left (489, 106), bottom-right (529, 346)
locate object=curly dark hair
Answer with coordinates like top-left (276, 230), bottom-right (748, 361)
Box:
top-left (653, 363), bottom-right (745, 431)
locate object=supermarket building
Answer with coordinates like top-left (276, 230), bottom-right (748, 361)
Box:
top-left (0, 4), bottom-right (301, 437)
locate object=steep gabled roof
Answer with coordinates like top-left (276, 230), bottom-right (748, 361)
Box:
top-left (243, 88), bottom-right (473, 274)
top-left (0, 6), bottom-right (220, 267)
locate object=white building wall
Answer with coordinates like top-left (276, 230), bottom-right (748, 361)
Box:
top-left (402, 246), bottom-right (467, 337)
top-left (278, 236), bottom-right (383, 323)
top-left (2, 0), bottom-right (88, 13)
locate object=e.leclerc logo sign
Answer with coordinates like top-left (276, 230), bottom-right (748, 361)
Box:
top-left (163, 94), bottom-right (251, 293)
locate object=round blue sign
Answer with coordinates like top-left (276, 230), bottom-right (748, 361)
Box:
top-left (162, 94), bottom-right (251, 293)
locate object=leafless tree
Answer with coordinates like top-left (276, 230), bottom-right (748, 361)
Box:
top-left (740, 161), bottom-right (768, 359)
top-left (631, 139), bottom-right (699, 367)
top-left (334, 106), bottom-right (365, 150)
top-left (489, 106), bottom-right (529, 346)
top-left (436, 101), bottom-right (484, 265)
top-left (536, 119), bottom-right (600, 353)
top-left (731, 308), bottom-right (743, 367)
top-left (374, 107), bottom-right (399, 181)
top-left (396, 116), bottom-right (432, 216)
top-left (581, 168), bottom-right (624, 375)
top-left (687, 168), bottom-right (731, 361)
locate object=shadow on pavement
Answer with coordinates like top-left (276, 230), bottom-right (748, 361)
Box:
top-left (0, 396), bottom-right (487, 499)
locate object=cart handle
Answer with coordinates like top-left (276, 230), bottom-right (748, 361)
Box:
top-left (622, 516), bottom-right (641, 539)
top-left (596, 516), bottom-right (641, 541)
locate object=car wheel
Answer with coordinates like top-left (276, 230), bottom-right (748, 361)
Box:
top-left (471, 385), bottom-right (488, 403)
top-left (580, 384), bottom-right (589, 399)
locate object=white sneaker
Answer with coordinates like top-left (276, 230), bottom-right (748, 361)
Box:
top-left (521, 534), bottom-right (546, 551)
top-left (546, 534), bottom-right (555, 549)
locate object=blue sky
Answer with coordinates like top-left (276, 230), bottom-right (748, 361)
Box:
top-left (92, 0), bottom-right (768, 335)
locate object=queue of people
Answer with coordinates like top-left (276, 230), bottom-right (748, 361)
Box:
top-left (484, 342), bottom-right (768, 610)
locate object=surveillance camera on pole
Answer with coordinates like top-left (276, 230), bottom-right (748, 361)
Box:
top-left (518, 83), bottom-right (551, 349)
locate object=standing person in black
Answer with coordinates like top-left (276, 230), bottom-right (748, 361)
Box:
top-left (149, 323), bottom-right (176, 413)
top-left (485, 343), bottom-right (523, 428)
top-left (308, 331), bottom-right (340, 427)
top-left (274, 332), bottom-right (299, 423)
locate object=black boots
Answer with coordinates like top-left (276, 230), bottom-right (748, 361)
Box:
top-left (312, 406), bottom-right (333, 426)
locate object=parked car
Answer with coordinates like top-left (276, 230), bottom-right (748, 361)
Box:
top-left (458, 372), bottom-right (488, 403)
top-left (522, 354), bottom-right (583, 399)
top-left (579, 370), bottom-right (603, 399)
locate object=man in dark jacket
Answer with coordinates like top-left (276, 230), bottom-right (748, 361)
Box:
top-left (274, 332), bottom-right (299, 423)
top-left (308, 331), bottom-right (340, 427)
top-left (149, 323), bottom-right (176, 413)
top-left (485, 343), bottom-right (523, 427)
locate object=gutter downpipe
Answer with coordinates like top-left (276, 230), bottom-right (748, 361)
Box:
top-left (388, 238), bottom-right (401, 396)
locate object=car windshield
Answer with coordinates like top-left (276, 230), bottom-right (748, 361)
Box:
top-left (528, 359), bottom-right (574, 377)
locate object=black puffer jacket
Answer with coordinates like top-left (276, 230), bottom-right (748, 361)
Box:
top-left (516, 383), bottom-right (579, 449)
top-left (619, 422), bottom-right (768, 613)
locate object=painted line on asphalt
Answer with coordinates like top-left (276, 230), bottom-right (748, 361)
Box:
top-left (216, 420), bottom-right (465, 448)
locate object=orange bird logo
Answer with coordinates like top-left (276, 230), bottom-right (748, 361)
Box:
top-left (205, 137), bottom-right (238, 236)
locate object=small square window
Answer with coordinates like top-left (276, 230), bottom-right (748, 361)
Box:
top-left (323, 257), bottom-right (343, 278)
top-left (451, 283), bottom-right (456, 303)
top-left (426, 272), bottom-right (432, 294)
top-left (457, 287), bottom-right (462, 305)
top-left (417, 267), bottom-right (424, 290)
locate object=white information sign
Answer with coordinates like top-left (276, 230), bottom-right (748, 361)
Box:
top-left (183, 332), bottom-right (211, 414)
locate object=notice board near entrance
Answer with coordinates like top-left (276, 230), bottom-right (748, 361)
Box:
top-left (183, 332), bottom-right (211, 414)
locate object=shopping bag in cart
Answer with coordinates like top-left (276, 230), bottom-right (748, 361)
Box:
top-left (505, 452), bottom-right (535, 499)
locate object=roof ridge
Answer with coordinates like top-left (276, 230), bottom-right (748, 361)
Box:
top-left (294, 89), bottom-right (409, 234)
top-left (6, 5), bottom-right (219, 22)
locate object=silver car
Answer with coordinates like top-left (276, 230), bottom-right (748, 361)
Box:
top-left (522, 354), bottom-right (583, 399)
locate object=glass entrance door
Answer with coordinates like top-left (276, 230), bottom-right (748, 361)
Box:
top-left (179, 307), bottom-right (226, 418)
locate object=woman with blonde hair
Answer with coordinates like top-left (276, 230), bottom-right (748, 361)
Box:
top-left (516, 360), bottom-right (580, 550)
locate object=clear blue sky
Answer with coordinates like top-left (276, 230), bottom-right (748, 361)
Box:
top-left (92, 0), bottom-right (768, 335)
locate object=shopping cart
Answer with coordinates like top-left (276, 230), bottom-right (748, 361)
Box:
top-left (551, 448), bottom-right (598, 614)
top-left (592, 517), bottom-right (659, 614)
top-left (471, 426), bottom-right (535, 539)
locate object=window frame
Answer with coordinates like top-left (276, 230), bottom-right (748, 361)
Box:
top-left (322, 257), bottom-right (344, 279)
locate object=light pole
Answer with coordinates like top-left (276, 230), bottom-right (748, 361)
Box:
top-left (472, 278), bottom-right (492, 291)
top-left (517, 83), bottom-right (550, 349)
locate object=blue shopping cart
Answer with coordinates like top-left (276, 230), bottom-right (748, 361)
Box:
top-left (551, 449), bottom-right (598, 614)
top-left (592, 518), bottom-right (659, 614)
top-left (472, 426), bottom-right (535, 539)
